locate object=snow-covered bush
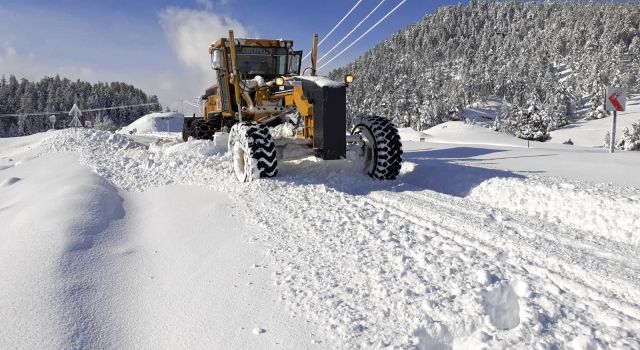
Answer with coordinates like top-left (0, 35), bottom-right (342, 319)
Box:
top-left (587, 104), bottom-right (609, 120)
top-left (604, 131), bottom-right (612, 149)
top-left (618, 122), bottom-right (640, 151)
top-left (604, 123), bottom-right (640, 151)
top-left (494, 103), bottom-right (549, 141)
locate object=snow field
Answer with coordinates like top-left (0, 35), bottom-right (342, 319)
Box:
top-left (18, 128), bottom-right (640, 348)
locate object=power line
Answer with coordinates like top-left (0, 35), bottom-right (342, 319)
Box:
top-left (302, 0), bottom-right (365, 61)
top-left (319, 0), bottom-right (407, 70)
top-left (318, 0), bottom-right (388, 63)
top-left (0, 102), bottom-right (160, 118)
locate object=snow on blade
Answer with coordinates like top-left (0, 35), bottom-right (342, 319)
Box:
top-left (294, 76), bottom-right (344, 88)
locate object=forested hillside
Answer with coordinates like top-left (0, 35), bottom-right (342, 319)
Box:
top-left (0, 75), bottom-right (161, 137)
top-left (329, 0), bottom-right (640, 140)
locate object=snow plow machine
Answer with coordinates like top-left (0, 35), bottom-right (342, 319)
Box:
top-left (182, 30), bottom-right (403, 182)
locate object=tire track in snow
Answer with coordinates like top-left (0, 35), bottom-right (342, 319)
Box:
top-left (365, 190), bottom-right (640, 323)
top-left (241, 176), bottom-right (640, 348)
top-left (372, 189), bottom-right (640, 298)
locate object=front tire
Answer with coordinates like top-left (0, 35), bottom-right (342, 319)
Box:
top-left (228, 122), bottom-right (278, 182)
top-left (352, 116), bottom-right (403, 180)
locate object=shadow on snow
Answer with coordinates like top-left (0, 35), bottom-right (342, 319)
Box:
top-left (278, 147), bottom-right (530, 197)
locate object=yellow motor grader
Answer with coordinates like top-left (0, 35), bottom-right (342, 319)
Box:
top-left (182, 30), bottom-right (402, 182)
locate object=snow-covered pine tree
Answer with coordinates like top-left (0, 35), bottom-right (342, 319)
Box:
top-left (328, 0), bottom-right (640, 139)
top-left (0, 75), bottom-right (161, 137)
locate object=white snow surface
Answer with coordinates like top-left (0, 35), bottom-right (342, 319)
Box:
top-left (117, 112), bottom-right (184, 135)
top-left (1, 116), bottom-right (640, 349)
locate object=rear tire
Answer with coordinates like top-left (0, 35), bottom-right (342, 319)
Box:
top-left (182, 128), bottom-right (190, 142)
top-left (228, 122), bottom-right (278, 182)
top-left (352, 116), bottom-right (403, 180)
top-left (182, 118), bottom-right (193, 142)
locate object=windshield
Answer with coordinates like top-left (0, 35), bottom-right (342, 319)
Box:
top-left (229, 46), bottom-right (301, 77)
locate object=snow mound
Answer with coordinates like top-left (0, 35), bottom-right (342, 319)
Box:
top-left (423, 121), bottom-right (530, 147)
top-left (482, 282), bottom-right (521, 330)
top-left (398, 128), bottom-right (427, 142)
top-left (118, 112), bottom-right (184, 135)
top-left (469, 177), bottom-right (640, 245)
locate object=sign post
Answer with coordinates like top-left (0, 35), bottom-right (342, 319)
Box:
top-left (605, 87), bottom-right (627, 153)
top-left (69, 104), bottom-right (83, 137)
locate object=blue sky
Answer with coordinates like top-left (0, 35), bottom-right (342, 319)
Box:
top-left (0, 0), bottom-right (462, 109)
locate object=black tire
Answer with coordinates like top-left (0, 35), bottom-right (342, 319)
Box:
top-left (190, 119), bottom-right (216, 140)
top-left (228, 122), bottom-right (278, 182)
top-left (352, 116), bottom-right (403, 180)
top-left (182, 118), bottom-right (193, 142)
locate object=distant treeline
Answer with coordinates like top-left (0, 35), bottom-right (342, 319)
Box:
top-left (329, 0), bottom-right (640, 140)
top-left (0, 75), bottom-right (161, 137)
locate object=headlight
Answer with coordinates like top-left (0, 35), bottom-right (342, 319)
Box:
top-left (275, 76), bottom-right (285, 86)
top-left (345, 74), bottom-right (354, 84)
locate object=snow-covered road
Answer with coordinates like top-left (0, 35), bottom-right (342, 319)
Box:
top-left (1, 129), bottom-right (639, 349)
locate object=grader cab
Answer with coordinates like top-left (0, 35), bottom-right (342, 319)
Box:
top-left (182, 30), bottom-right (402, 182)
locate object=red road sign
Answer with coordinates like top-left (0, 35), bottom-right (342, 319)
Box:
top-left (605, 87), bottom-right (627, 112)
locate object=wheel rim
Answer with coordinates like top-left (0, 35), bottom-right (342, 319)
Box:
top-left (354, 125), bottom-right (376, 175)
top-left (232, 141), bottom-right (248, 182)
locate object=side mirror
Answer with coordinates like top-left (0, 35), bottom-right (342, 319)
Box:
top-left (211, 49), bottom-right (223, 70)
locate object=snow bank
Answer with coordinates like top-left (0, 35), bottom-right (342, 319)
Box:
top-left (469, 177), bottom-right (640, 245)
top-left (118, 112), bottom-right (184, 135)
top-left (423, 121), bottom-right (531, 147)
top-left (0, 153), bottom-right (125, 348)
